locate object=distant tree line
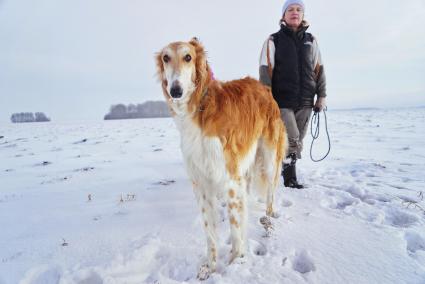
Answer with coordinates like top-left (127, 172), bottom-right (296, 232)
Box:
top-left (10, 112), bottom-right (51, 123)
top-left (104, 101), bottom-right (170, 120)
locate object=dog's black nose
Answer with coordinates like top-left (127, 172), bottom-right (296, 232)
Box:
top-left (170, 85), bottom-right (183, 98)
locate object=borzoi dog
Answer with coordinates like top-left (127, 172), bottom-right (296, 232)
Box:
top-left (156, 38), bottom-right (287, 279)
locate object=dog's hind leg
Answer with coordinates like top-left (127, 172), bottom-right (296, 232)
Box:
top-left (263, 144), bottom-right (282, 218)
top-left (253, 139), bottom-right (280, 218)
top-left (262, 120), bottom-right (286, 219)
top-left (252, 141), bottom-right (281, 238)
top-left (226, 177), bottom-right (248, 264)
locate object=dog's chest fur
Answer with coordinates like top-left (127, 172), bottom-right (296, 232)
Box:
top-left (175, 114), bottom-right (227, 185)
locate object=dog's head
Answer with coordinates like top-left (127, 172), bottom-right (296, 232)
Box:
top-left (156, 38), bottom-right (209, 103)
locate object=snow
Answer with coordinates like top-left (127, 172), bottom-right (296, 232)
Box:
top-left (0, 108), bottom-right (424, 284)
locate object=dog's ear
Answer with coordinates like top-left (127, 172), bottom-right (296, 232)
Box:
top-left (189, 37), bottom-right (203, 51)
top-left (155, 51), bottom-right (165, 81)
top-left (155, 50), bottom-right (171, 103)
top-left (189, 38), bottom-right (208, 85)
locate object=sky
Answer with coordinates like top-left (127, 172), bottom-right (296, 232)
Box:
top-left (0, 0), bottom-right (424, 122)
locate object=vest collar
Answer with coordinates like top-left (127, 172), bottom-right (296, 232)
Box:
top-left (280, 20), bottom-right (309, 39)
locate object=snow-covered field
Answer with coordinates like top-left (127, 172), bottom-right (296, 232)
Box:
top-left (0, 108), bottom-right (424, 284)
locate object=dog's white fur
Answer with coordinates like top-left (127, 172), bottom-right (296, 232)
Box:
top-left (156, 38), bottom-right (287, 279)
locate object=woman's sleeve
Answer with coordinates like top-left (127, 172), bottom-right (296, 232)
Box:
top-left (313, 38), bottom-right (327, 98)
top-left (259, 37), bottom-right (275, 87)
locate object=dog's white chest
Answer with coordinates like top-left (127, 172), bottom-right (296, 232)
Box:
top-left (176, 117), bottom-right (226, 184)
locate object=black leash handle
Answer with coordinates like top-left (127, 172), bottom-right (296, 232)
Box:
top-left (309, 107), bottom-right (331, 162)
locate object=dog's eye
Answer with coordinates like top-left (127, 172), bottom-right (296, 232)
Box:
top-left (163, 55), bottom-right (170, 63)
top-left (184, 54), bottom-right (192, 62)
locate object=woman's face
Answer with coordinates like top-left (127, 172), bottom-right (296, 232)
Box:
top-left (283, 4), bottom-right (304, 29)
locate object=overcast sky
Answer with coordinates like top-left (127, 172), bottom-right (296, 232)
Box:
top-left (0, 0), bottom-right (424, 122)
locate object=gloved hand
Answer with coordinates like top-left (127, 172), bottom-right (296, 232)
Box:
top-left (313, 97), bottom-right (326, 112)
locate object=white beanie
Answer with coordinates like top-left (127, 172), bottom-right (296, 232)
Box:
top-left (282, 0), bottom-right (305, 15)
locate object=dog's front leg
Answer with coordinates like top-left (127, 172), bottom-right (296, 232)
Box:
top-left (193, 182), bottom-right (218, 280)
top-left (226, 178), bottom-right (247, 264)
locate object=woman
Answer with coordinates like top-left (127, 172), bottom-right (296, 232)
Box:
top-left (259, 0), bottom-right (327, 188)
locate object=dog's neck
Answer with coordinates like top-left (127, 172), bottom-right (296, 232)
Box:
top-left (189, 64), bottom-right (213, 112)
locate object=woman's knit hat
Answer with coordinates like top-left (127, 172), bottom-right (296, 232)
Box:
top-left (282, 0), bottom-right (305, 15)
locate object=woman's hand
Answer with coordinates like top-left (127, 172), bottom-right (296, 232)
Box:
top-left (314, 97), bottom-right (326, 112)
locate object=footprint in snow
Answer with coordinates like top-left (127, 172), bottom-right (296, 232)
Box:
top-left (404, 231), bottom-right (425, 253)
top-left (291, 249), bottom-right (316, 274)
top-left (384, 208), bottom-right (419, 228)
top-left (249, 240), bottom-right (267, 256)
top-left (350, 169), bottom-right (360, 178)
top-left (72, 270), bottom-right (103, 284)
top-left (281, 199), bottom-right (293, 207)
top-left (321, 195), bottom-right (357, 211)
top-left (340, 184), bottom-right (366, 202)
top-left (334, 197), bottom-right (357, 210)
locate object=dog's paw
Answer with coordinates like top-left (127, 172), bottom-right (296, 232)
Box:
top-left (197, 264), bottom-right (211, 281)
top-left (259, 216), bottom-right (274, 237)
top-left (259, 216), bottom-right (272, 227)
top-left (229, 251), bottom-right (245, 265)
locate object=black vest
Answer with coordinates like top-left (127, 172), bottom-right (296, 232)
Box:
top-left (271, 24), bottom-right (316, 109)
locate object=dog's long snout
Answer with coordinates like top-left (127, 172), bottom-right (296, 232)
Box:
top-left (170, 82), bottom-right (183, 99)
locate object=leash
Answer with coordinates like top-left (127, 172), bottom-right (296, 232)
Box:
top-left (309, 107), bottom-right (331, 162)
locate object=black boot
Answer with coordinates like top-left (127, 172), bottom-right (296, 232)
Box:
top-left (282, 154), bottom-right (304, 189)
